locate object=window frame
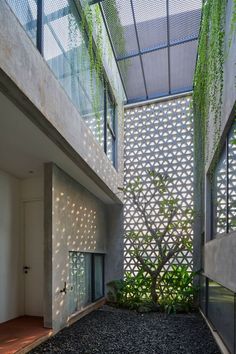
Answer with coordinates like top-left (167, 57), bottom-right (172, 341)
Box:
top-left (69, 251), bottom-right (105, 312)
top-left (104, 84), bottom-right (117, 167)
top-left (91, 253), bottom-right (105, 302)
top-left (211, 120), bottom-right (236, 239)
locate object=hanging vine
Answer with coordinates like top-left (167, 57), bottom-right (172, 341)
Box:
top-left (193, 0), bottom-right (236, 165)
top-left (81, 1), bottom-right (104, 142)
top-left (193, 0), bottom-right (226, 164)
top-left (68, 0), bottom-right (126, 143)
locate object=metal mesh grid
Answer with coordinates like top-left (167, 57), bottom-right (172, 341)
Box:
top-left (133, 0), bottom-right (167, 52)
top-left (170, 40), bottom-right (198, 93)
top-left (6, 0), bottom-right (37, 44)
top-left (169, 0), bottom-right (202, 44)
top-left (118, 56), bottom-right (146, 101)
top-left (101, 0), bottom-right (202, 103)
top-left (102, 0), bottom-right (139, 58)
top-left (142, 48), bottom-right (169, 98)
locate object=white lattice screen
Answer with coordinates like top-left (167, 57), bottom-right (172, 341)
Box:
top-left (124, 96), bottom-right (194, 275)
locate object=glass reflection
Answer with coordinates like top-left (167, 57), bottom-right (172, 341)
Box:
top-left (208, 280), bottom-right (234, 353)
top-left (43, 0), bottom-right (104, 147)
top-left (212, 145), bottom-right (227, 236)
top-left (6, 0), bottom-right (37, 44)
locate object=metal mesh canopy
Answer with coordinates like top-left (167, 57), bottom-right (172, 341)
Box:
top-left (100, 0), bottom-right (202, 103)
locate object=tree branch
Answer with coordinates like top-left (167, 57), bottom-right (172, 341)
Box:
top-left (135, 252), bottom-right (154, 276)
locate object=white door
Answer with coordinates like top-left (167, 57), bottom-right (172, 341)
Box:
top-left (24, 200), bottom-right (44, 316)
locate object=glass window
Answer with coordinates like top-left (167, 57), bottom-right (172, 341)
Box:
top-left (93, 254), bottom-right (104, 300)
top-left (212, 145), bottom-right (227, 235)
top-left (208, 280), bottom-right (234, 353)
top-left (69, 252), bottom-right (104, 316)
top-left (43, 0), bottom-right (104, 148)
top-left (212, 120), bottom-right (236, 237)
top-left (82, 72), bottom-right (105, 146)
top-left (6, 0), bottom-right (37, 44)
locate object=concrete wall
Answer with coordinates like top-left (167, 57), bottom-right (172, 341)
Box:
top-left (0, 0), bottom-right (124, 204)
top-left (44, 164), bottom-right (123, 331)
top-left (0, 170), bottom-right (22, 323)
top-left (204, 232), bottom-right (236, 293)
top-left (203, 0), bottom-right (236, 293)
top-left (106, 205), bottom-right (124, 286)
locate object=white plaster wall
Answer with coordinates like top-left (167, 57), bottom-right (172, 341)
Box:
top-left (51, 165), bottom-right (107, 330)
top-left (21, 175), bottom-right (44, 201)
top-left (0, 170), bottom-right (22, 323)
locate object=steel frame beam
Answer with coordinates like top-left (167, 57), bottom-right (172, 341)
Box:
top-left (99, 3), bottom-right (128, 100)
top-left (166, 0), bottom-right (171, 95)
top-left (116, 36), bottom-right (198, 62)
top-left (130, 0), bottom-right (148, 100)
top-left (36, 0), bottom-right (44, 54)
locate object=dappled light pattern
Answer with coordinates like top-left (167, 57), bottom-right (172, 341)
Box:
top-left (52, 167), bottom-right (106, 326)
top-left (124, 96), bottom-right (194, 275)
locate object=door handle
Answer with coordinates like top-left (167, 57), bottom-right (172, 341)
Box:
top-left (23, 266), bottom-right (31, 274)
top-left (60, 282), bottom-right (67, 294)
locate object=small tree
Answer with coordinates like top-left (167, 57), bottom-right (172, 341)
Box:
top-left (123, 169), bottom-right (193, 304)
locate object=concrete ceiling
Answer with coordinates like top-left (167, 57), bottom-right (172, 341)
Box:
top-left (0, 90), bottom-right (114, 204)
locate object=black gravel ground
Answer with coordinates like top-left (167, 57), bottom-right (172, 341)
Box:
top-left (30, 306), bottom-right (220, 354)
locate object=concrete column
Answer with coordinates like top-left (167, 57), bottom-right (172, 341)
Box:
top-left (105, 205), bottom-right (124, 291)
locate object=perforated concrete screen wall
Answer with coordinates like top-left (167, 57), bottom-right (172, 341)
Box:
top-left (124, 96), bottom-right (194, 276)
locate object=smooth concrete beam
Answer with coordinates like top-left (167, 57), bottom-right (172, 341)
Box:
top-left (105, 205), bottom-right (124, 289)
top-left (204, 232), bottom-right (236, 293)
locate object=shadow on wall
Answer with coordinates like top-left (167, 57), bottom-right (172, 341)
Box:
top-left (49, 167), bottom-right (107, 328)
top-left (124, 97), bottom-right (194, 275)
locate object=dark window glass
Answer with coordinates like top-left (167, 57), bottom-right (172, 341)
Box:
top-left (208, 280), bottom-right (234, 353)
top-left (93, 254), bottom-right (104, 300)
top-left (199, 275), bottom-right (207, 315)
top-left (212, 120), bottom-right (236, 237)
top-left (212, 145), bottom-right (227, 236)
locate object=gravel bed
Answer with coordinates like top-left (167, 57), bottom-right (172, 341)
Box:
top-left (30, 306), bottom-right (220, 354)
